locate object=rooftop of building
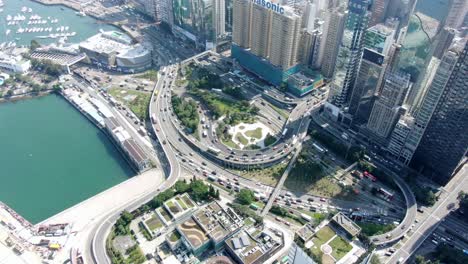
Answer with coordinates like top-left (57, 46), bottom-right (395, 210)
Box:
top-left (0, 51), bottom-right (29, 65)
top-left (178, 218), bottom-right (210, 249)
top-left (367, 23), bottom-right (395, 35)
top-left (193, 201), bottom-right (243, 243)
top-left (331, 213), bottom-right (361, 237)
top-left (163, 193), bottom-right (195, 219)
top-left (226, 228), bottom-right (282, 264)
top-left (79, 31), bottom-right (147, 57)
top-left (122, 139), bottom-right (147, 164)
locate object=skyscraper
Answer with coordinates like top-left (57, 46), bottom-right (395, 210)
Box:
top-left (366, 71), bottom-right (410, 139)
top-left (231, 0), bottom-right (302, 85)
top-left (250, 3), bottom-right (272, 58)
top-left (348, 48), bottom-right (386, 125)
top-left (232, 0), bottom-right (251, 48)
top-left (214, 0), bottom-right (227, 37)
top-left (319, 7), bottom-right (346, 78)
top-left (411, 42), bottom-right (467, 184)
top-left (389, 42), bottom-right (463, 166)
top-left (269, 9), bottom-right (302, 70)
top-left (364, 23), bottom-right (395, 56)
top-left (445, 0), bottom-right (468, 29)
top-left (329, 0), bottom-right (371, 107)
top-left (368, 0), bottom-right (389, 27)
top-left (160, 0), bottom-right (174, 27)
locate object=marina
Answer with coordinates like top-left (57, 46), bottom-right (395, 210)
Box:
top-left (0, 0), bottom-right (118, 46)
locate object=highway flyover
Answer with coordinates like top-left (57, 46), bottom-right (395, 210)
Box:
top-left (86, 65), bottom-right (182, 264)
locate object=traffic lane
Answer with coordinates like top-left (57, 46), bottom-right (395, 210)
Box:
top-left (387, 168), bottom-right (468, 263)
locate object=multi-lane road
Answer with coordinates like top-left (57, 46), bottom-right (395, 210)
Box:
top-left (386, 166), bottom-right (468, 263)
top-left (87, 65), bottom-right (182, 264)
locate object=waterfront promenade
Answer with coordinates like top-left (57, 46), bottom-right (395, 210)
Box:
top-left (37, 168), bottom-right (164, 263)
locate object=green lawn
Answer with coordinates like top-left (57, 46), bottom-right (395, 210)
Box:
top-left (145, 214), bottom-right (163, 230)
top-left (222, 137), bottom-right (240, 149)
top-left (109, 88), bottom-right (151, 120)
top-left (158, 208), bottom-right (172, 222)
top-left (270, 104), bottom-right (289, 119)
top-left (245, 127), bottom-right (262, 139)
top-left (284, 141), bottom-right (343, 197)
top-left (358, 223), bottom-right (396, 236)
top-left (244, 218), bottom-right (255, 226)
top-left (315, 226), bottom-right (336, 244)
top-left (233, 162), bottom-right (287, 186)
top-left (181, 195), bottom-right (194, 208)
top-left (235, 133), bottom-right (249, 145)
top-left (329, 236), bottom-right (352, 260)
top-left (168, 230), bottom-right (181, 242)
top-left (166, 200), bottom-right (180, 214)
top-left (135, 69), bottom-right (158, 81)
top-left (175, 197), bottom-right (188, 210)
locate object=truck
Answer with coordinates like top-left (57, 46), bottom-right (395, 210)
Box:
top-left (301, 213), bottom-right (312, 222)
top-left (282, 128), bottom-right (288, 138)
top-left (207, 175), bottom-right (217, 182)
top-left (207, 147), bottom-right (221, 155)
top-left (201, 117), bottom-right (206, 124)
top-left (138, 126), bottom-right (147, 136)
top-left (202, 130), bottom-right (208, 137)
top-left (151, 113), bottom-right (157, 124)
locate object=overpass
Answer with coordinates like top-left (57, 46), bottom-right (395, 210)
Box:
top-left (88, 65), bottom-right (181, 264)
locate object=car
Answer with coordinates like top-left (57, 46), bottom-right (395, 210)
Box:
top-left (202, 161), bottom-right (207, 166)
top-left (320, 198), bottom-right (326, 202)
top-left (212, 171), bottom-right (217, 175)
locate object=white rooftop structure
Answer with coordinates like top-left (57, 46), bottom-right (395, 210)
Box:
top-left (0, 52), bottom-right (31, 73)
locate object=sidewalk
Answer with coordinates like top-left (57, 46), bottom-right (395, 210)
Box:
top-left (40, 169), bottom-right (164, 232)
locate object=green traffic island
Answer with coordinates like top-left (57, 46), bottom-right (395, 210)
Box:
top-left (229, 162), bottom-right (287, 187)
top-left (108, 87), bottom-right (152, 120)
top-left (188, 88), bottom-right (259, 125)
top-left (171, 94), bottom-right (200, 134)
top-left (134, 69), bottom-right (158, 81)
top-left (357, 222), bottom-right (396, 237)
top-left (309, 128), bottom-right (366, 163)
top-left (271, 205), bottom-right (328, 227)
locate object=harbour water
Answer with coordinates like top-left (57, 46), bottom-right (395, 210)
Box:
top-left (0, 94), bottom-right (134, 223)
top-left (0, 0), bottom-right (118, 46)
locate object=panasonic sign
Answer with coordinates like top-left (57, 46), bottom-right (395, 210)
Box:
top-left (252, 0), bottom-right (285, 15)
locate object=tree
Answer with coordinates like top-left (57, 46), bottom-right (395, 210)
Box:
top-left (30, 40), bottom-right (41, 51)
top-left (190, 180), bottom-right (209, 201)
top-left (458, 191), bottom-right (468, 212)
top-left (121, 210), bottom-right (134, 224)
top-left (52, 84), bottom-right (62, 91)
top-left (174, 180), bottom-right (190, 194)
top-left (415, 255), bottom-right (429, 264)
top-left (237, 189), bottom-right (255, 205)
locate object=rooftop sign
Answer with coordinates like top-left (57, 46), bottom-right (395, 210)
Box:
top-left (252, 0), bottom-right (285, 15)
